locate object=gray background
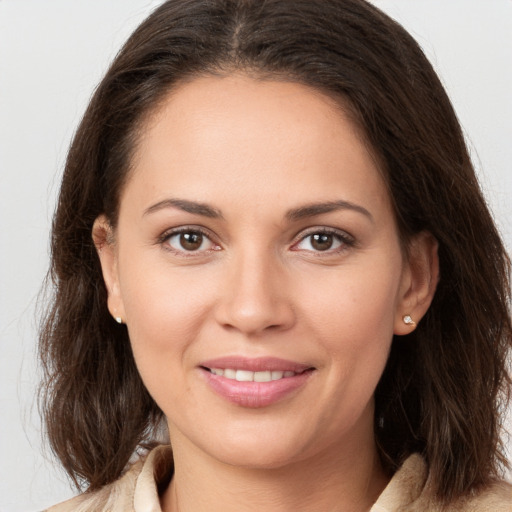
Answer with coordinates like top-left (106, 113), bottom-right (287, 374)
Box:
top-left (1, 1), bottom-right (511, 510)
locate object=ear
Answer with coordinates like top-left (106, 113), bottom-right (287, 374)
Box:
top-left (92, 215), bottom-right (126, 323)
top-left (394, 231), bottom-right (439, 335)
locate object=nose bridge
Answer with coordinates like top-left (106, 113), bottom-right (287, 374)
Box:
top-left (216, 242), bottom-right (294, 335)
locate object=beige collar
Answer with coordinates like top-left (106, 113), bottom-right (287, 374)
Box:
top-left (370, 454), bottom-right (427, 511)
top-left (48, 446), bottom-right (511, 512)
top-left (132, 446), bottom-right (428, 512)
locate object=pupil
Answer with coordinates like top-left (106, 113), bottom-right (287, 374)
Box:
top-left (311, 233), bottom-right (333, 251)
top-left (180, 232), bottom-right (202, 250)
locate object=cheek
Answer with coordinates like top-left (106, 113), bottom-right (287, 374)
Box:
top-left (119, 272), bottom-right (214, 416)
top-left (117, 256), bottom-right (215, 376)
top-left (299, 270), bottom-right (399, 430)
top-left (302, 263), bottom-right (401, 345)
top-left (298, 256), bottom-right (402, 391)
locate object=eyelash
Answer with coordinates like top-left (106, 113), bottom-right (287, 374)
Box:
top-left (158, 226), bottom-right (220, 257)
top-left (157, 226), bottom-right (355, 256)
top-left (291, 227), bottom-right (355, 255)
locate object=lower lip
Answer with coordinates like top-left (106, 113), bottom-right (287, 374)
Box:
top-left (202, 369), bottom-right (313, 408)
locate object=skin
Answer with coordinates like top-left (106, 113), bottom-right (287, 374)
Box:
top-left (94, 75), bottom-right (438, 511)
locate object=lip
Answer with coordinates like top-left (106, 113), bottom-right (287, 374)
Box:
top-left (199, 356), bottom-right (315, 408)
top-left (200, 356), bottom-right (312, 373)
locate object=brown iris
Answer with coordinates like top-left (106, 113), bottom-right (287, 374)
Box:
top-left (180, 232), bottom-right (203, 250)
top-left (310, 233), bottom-right (334, 251)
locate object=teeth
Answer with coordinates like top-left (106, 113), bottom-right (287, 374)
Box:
top-left (235, 370), bottom-right (253, 382)
top-left (254, 371), bottom-right (271, 382)
top-left (224, 368), bottom-right (236, 379)
top-left (209, 368), bottom-right (297, 382)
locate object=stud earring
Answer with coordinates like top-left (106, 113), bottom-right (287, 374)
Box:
top-left (403, 315), bottom-right (416, 327)
top-left (115, 316), bottom-right (123, 324)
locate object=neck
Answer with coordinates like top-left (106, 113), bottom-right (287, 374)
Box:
top-left (161, 416), bottom-right (388, 512)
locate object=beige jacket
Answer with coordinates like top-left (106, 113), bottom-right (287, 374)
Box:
top-left (46, 445), bottom-right (511, 511)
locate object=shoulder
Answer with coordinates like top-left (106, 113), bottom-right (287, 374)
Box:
top-left (442, 480), bottom-right (512, 512)
top-left (44, 460), bottom-right (144, 512)
top-left (373, 454), bottom-right (512, 512)
top-left (409, 480), bottom-right (512, 512)
top-left (45, 445), bottom-right (174, 512)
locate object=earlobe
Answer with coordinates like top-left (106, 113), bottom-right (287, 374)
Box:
top-left (92, 215), bottom-right (126, 323)
top-left (394, 231), bottom-right (439, 335)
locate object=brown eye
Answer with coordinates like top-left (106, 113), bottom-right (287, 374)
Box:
top-left (180, 232), bottom-right (203, 251)
top-left (165, 229), bottom-right (216, 253)
top-left (293, 230), bottom-right (350, 253)
top-left (310, 233), bottom-right (334, 251)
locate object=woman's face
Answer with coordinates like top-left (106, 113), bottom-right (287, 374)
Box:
top-left (97, 75), bottom-right (435, 468)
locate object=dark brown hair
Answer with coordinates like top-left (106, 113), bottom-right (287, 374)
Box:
top-left (39, 0), bottom-right (512, 504)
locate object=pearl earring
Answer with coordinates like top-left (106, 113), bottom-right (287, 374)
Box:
top-left (115, 316), bottom-right (123, 324)
top-left (403, 315), bottom-right (416, 327)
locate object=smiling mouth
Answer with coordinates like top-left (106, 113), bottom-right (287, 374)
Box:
top-left (204, 368), bottom-right (305, 382)
top-left (200, 360), bottom-right (315, 407)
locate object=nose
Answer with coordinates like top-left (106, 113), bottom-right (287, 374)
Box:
top-left (214, 247), bottom-right (296, 336)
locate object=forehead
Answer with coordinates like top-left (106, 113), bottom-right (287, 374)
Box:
top-left (125, 74), bottom-right (390, 220)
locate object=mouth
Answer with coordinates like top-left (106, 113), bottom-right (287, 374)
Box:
top-left (199, 357), bottom-right (315, 408)
top-left (203, 368), bottom-right (307, 382)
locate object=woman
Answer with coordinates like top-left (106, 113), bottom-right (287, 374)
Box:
top-left (40, 0), bottom-right (511, 510)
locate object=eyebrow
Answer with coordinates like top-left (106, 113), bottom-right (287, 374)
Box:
top-left (143, 198), bottom-right (223, 219)
top-left (285, 200), bottom-right (373, 222)
top-left (143, 197), bottom-right (372, 223)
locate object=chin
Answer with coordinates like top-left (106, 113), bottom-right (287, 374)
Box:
top-left (212, 444), bottom-right (303, 470)
top-left (189, 423), bottom-right (319, 470)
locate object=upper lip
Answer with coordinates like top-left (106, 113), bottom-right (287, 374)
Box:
top-left (199, 356), bottom-right (313, 373)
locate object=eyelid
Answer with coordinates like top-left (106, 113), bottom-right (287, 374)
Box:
top-left (157, 225), bottom-right (221, 254)
top-left (156, 225), bottom-right (355, 255)
top-left (290, 226), bottom-right (356, 252)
